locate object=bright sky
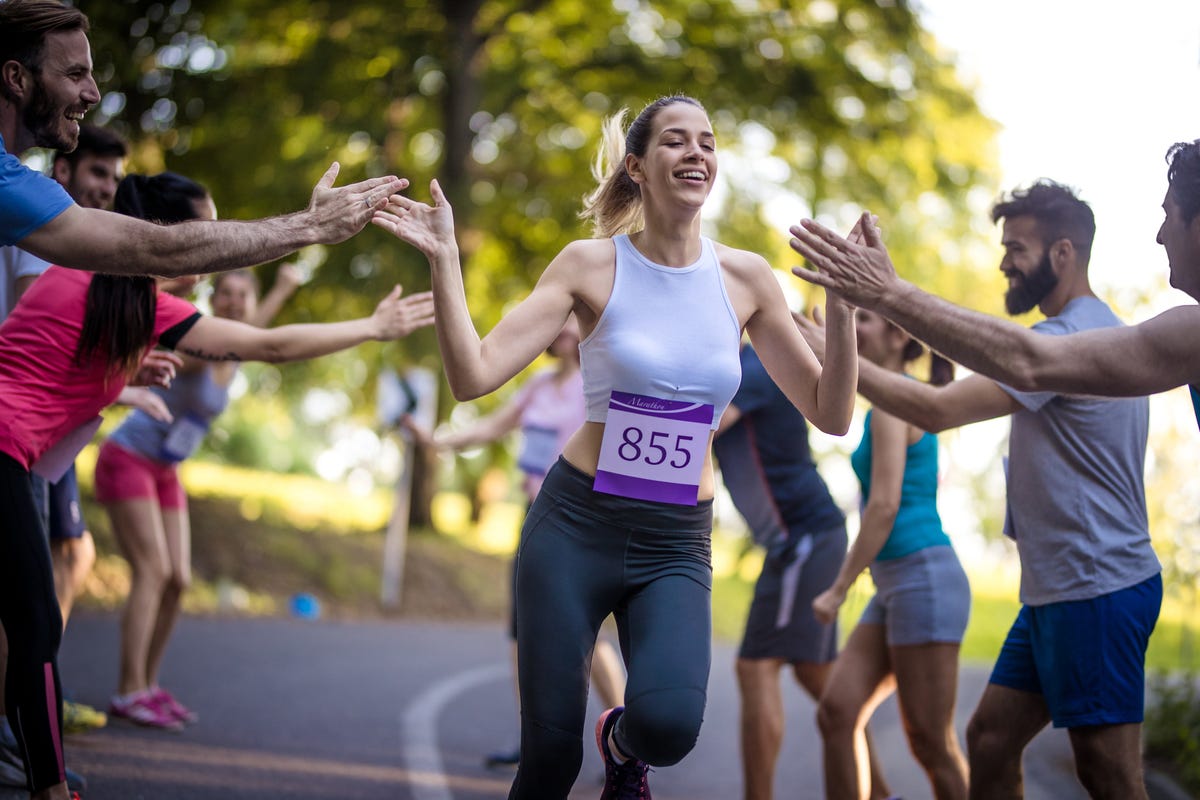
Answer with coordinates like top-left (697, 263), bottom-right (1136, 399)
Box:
top-left (783, 3), bottom-right (1200, 566)
top-left (919, 0), bottom-right (1200, 304)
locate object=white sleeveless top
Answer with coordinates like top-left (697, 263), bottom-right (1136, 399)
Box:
top-left (579, 234), bottom-right (742, 430)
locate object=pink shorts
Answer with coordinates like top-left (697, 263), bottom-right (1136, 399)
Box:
top-left (94, 440), bottom-right (187, 510)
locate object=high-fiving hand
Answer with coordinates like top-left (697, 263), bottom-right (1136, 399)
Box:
top-left (789, 211), bottom-right (896, 308)
top-left (371, 179), bottom-right (458, 259)
top-left (306, 162), bottom-right (411, 245)
top-left (371, 285), bottom-right (437, 341)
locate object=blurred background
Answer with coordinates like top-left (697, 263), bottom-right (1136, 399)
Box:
top-left (22, 0), bottom-right (1200, 785)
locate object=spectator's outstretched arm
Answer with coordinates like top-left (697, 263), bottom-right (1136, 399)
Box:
top-left (790, 212), bottom-right (1200, 396)
top-left (17, 163), bottom-right (407, 278)
top-left (374, 179), bottom-right (578, 401)
top-left (172, 285), bottom-right (434, 364)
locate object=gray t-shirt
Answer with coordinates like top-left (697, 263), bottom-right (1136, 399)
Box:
top-left (1000, 296), bottom-right (1159, 605)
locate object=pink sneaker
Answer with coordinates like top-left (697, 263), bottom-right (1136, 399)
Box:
top-left (150, 687), bottom-right (198, 724)
top-left (109, 692), bottom-right (184, 731)
top-left (596, 706), bottom-right (652, 800)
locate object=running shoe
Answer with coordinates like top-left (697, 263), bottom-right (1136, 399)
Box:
top-left (63, 700), bottom-right (107, 735)
top-left (595, 707), bottom-right (652, 800)
top-left (149, 688), bottom-right (198, 724)
top-left (108, 693), bottom-right (183, 731)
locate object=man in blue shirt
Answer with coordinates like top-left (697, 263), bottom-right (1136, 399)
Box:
top-left (1, 0), bottom-right (407, 280)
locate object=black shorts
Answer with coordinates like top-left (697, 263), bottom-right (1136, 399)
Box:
top-left (738, 522), bottom-right (846, 663)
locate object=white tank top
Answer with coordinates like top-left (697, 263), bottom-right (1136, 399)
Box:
top-left (579, 234), bottom-right (742, 430)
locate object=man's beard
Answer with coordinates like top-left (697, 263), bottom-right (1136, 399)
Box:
top-left (23, 77), bottom-right (77, 152)
top-left (1004, 249), bottom-right (1059, 315)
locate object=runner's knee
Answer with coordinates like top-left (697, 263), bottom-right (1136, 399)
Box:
top-left (620, 687), bottom-right (705, 766)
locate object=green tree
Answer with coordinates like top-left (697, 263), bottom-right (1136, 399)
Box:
top-left (82, 0), bottom-right (1003, 520)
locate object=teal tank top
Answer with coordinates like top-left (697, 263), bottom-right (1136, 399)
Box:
top-left (850, 409), bottom-right (949, 561)
top-left (1191, 385), bottom-right (1200, 432)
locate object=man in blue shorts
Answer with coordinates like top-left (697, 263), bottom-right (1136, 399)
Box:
top-left (1, 0), bottom-right (407, 280)
top-left (714, 343), bottom-right (889, 800)
top-left (791, 181), bottom-right (1160, 799)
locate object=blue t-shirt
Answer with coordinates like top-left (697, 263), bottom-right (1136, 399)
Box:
top-left (712, 346), bottom-right (843, 546)
top-left (0, 135), bottom-right (73, 247)
top-left (850, 409), bottom-right (949, 561)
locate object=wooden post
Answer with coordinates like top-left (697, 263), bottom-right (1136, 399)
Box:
top-left (378, 367), bottom-right (438, 609)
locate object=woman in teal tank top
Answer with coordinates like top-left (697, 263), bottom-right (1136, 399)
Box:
top-left (810, 309), bottom-right (971, 800)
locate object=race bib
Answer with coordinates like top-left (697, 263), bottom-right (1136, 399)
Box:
top-left (594, 391), bottom-right (712, 506)
top-left (159, 413), bottom-right (210, 463)
top-left (517, 424), bottom-right (559, 477)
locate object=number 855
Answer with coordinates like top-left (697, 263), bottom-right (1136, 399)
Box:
top-left (617, 427), bottom-right (694, 469)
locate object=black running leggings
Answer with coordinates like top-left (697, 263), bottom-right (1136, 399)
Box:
top-left (507, 458), bottom-right (713, 800)
top-left (0, 453), bottom-right (65, 793)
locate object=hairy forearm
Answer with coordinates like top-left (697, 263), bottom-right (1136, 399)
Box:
top-left (873, 281), bottom-right (1044, 391)
top-left (127, 214), bottom-right (316, 278)
top-left (29, 208), bottom-right (316, 278)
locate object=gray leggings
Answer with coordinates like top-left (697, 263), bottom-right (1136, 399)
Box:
top-left (507, 458), bottom-right (713, 800)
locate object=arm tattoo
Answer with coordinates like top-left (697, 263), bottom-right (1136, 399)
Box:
top-left (179, 346), bottom-right (244, 363)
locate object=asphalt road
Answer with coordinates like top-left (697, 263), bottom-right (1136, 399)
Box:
top-left (5, 612), bottom-right (1104, 799)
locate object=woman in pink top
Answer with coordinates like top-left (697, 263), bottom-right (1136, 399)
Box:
top-left (0, 171), bottom-right (434, 800)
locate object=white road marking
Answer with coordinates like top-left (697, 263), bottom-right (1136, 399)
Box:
top-left (401, 661), bottom-right (510, 800)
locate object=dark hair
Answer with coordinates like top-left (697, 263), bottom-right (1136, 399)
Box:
top-left (900, 337), bottom-right (954, 387)
top-left (74, 172), bottom-right (210, 378)
top-left (0, 0), bottom-right (88, 93)
top-left (54, 124), bottom-right (128, 169)
top-left (991, 179), bottom-right (1096, 266)
top-left (1166, 140), bottom-right (1200, 225)
top-left (580, 95), bottom-right (706, 238)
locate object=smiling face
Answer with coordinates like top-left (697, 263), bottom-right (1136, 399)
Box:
top-left (53, 152), bottom-right (123, 210)
top-left (18, 29), bottom-right (99, 151)
top-left (999, 215), bottom-right (1060, 315)
top-left (627, 102), bottom-right (717, 211)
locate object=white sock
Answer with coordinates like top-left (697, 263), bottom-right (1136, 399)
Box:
top-left (607, 730), bottom-right (629, 764)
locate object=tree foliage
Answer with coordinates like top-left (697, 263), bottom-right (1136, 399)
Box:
top-left (80, 0), bottom-right (1004, 478)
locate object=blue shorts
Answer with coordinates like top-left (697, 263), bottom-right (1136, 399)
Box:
top-left (990, 573), bottom-right (1162, 728)
top-left (859, 544), bottom-right (971, 646)
top-left (29, 465), bottom-right (87, 541)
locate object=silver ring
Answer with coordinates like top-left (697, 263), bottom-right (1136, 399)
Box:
top-left (364, 196), bottom-right (372, 207)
